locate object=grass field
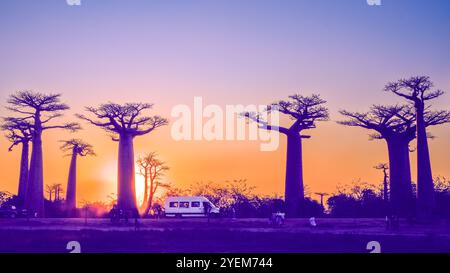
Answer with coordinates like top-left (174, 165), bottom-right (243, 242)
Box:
top-left (0, 218), bottom-right (449, 253)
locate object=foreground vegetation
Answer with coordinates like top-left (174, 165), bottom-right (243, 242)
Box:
top-left (1, 177), bottom-right (449, 219)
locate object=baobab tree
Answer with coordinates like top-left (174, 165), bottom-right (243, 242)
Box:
top-left (77, 103), bottom-right (168, 211)
top-left (340, 105), bottom-right (450, 216)
top-left (60, 139), bottom-right (95, 213)
top-left (245, 94), bottom-right (329, 216)
top-left (45, 183), bottom-right (64, 202)
top-left (1, 117), bottom-right (33, 203)
top-left (6, 91), bottom-right (80, 216)
top-left (374, 163), bottom-right (389, 206)
top-left (137, 152), bottom-right (170, 216)
top-left (45, 185), bottom-right (54, 202)
top-left (53, 184), bottom-right (64, 201)
top-left (385, 76), bottom-right (447, 219)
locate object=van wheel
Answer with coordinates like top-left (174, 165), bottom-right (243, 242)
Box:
top-left (175, 214), bottom-right (182, 218)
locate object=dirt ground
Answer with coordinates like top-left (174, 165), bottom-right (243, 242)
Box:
top-left (0, 218), bottom-right (449, 253)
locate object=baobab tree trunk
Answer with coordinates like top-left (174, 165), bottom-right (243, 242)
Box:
top-left (382, 169), bottom-right (388, 203)
top-left (284, 133), bottom-right (304, 217)
top-left (118, 134), bottom-right (137, 210)
top-left (65, 150), bottom-right (78, 213)
top-left (17, 141), bottom-right (29, 204)
top-left (26, 129), bottom-right (44, 217)
top-left (416, 105), bottom-right (435, 220)
top-left (386, 138), bottom-right (413, 217)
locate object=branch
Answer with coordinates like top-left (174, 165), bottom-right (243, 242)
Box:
top-left (134, 116), bottom-right (168, 136)
top-left (424, 110), bottom-right (450, 126)
top-left (242, 112), bottom-right (289, 134)
top-left (423, 89), bottom-right (444, 101)
top-left (41, 113), bottom-right (63, 124)
top-left (43, 122), bottom-right (81, 132)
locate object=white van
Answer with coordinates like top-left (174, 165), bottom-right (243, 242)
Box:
top-left (164, 196), bottom-right (220, 217)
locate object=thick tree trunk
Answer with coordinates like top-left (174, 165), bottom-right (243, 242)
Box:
top-left (17, 141), bottom-right (29, 203)
top-left (284, 133), bottom-right (304, 217)
top-left (386, 138), bottom-right (413, 217)
top-left (25, 129), bottom-right (44, 216)
top-left (416, 105), bottom-right (435, 220)
top-left (65, 151), bottom-right (78, 213)
top-left (117, 134), bottom-right (137, 210)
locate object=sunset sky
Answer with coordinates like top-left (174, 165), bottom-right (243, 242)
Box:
top-left (0, 0), bottom-right (449, 206)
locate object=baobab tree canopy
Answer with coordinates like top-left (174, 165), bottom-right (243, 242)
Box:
top-left (245, 94), bottom-right (329, 217)
top-left (6, 91), bottom-right (80, 216)
top-left (270, 94), bottom-right (329, 134)
top-left (1, 117), bottom-right (33, 151)
top-left (384, 76), bottom-right (444, 108)
top-left (60, 139), bottom-right (95, 157)
top-left (77, 102), bottom-right (168, 211)
top-left (339, 105), bottom-right (417, 140)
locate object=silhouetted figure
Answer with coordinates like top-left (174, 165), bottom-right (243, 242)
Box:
top-left (77, 103), bottom-right (167, 211)
top-left (269, 212), bottom-right (285, 227)
top-left (152, 203), bottom-right (163, 219)
top-left (203, 202), bottom-right (211, 222)
top-left (231, 207), bottom-right (236, 219)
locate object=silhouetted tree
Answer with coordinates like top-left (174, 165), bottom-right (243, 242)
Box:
top-left (136, 152), bottom-right (170, 216)
top-left (245, 94), bottom-right (329, 217)
top-left (314, 192), bottom-right (328, 208)
top-left (328, 182), bottom-right (385, 217)
top-left (77, 103), bottom-right (167, 211)
top-left (1, 117), bottom-right (33, 203)
top-left (434, 177), bottom-right (450, 218)
top-left (60, 139), bottom-right (95, 213)
top-left (53, 184), bottom-right (64, 201)
top-left (374, 163), bottom-right (389, 204)
top-left (385, 76), bottom-right (448, 219)
top-left (340, 105), bottom-right (449, 216)
top-left (45, 185), bottom-right (53, 202)
top-left (6, 91), bottom-right (80, 216)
